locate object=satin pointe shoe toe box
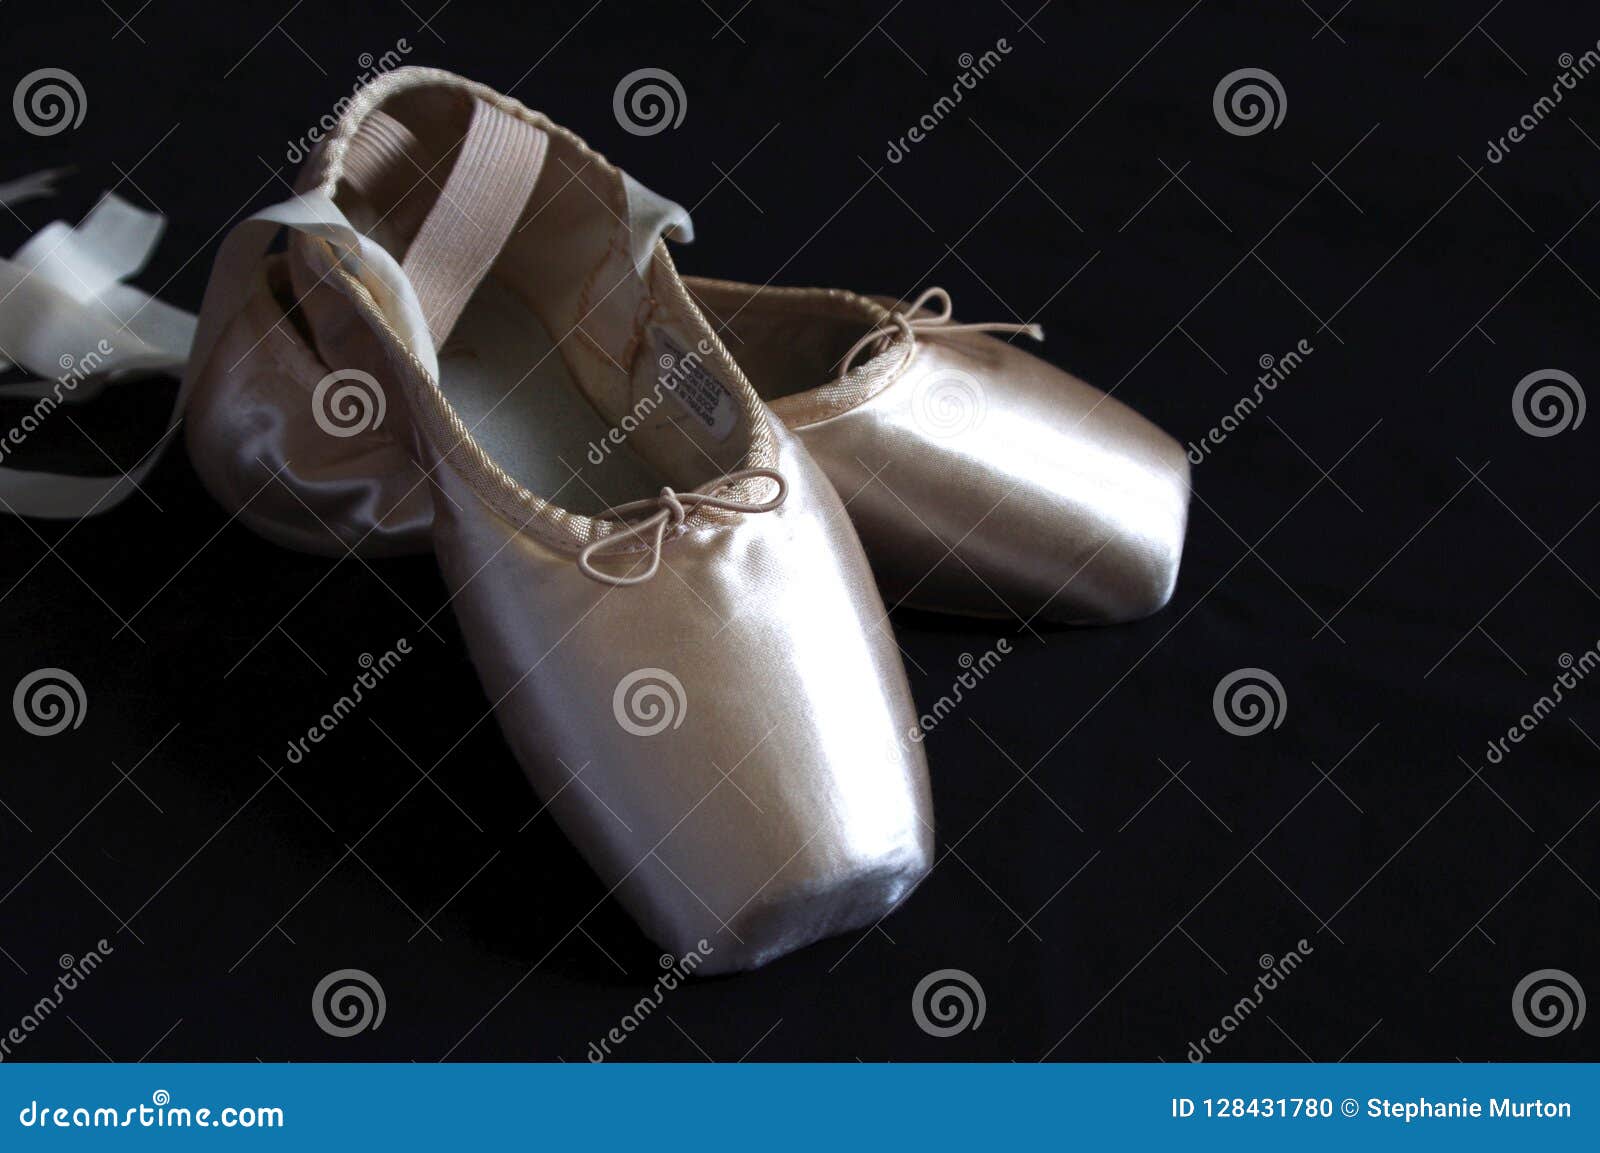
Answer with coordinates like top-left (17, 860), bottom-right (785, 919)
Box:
top-left (786, 329), bottom-right (1191, 624)
top-left (428, 431), bottom-right (934, 973)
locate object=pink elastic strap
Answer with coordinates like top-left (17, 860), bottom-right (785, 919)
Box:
top-left (383, 99), bottom-right (548, 348)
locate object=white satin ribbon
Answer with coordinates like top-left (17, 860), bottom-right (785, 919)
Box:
top-left (0, 175), bottom-right (431, 520)
top-left (0, 181), bottom-right (199, 518)
top-left (0, 167), bottom-right (73, 211)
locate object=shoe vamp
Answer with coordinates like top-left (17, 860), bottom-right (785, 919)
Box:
top-left (428, 437), bottom-right (933, 962)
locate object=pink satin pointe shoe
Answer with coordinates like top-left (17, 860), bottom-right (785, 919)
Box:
top-left (181, 97), bottom-right (1187, 625)
top-left (185, 67), bottom-right (932, 973)
top-left (684, 280), bottom-right (1192, 625)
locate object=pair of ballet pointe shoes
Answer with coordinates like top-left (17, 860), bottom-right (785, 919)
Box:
top-left (159, 68), bottom-right (1187, 973)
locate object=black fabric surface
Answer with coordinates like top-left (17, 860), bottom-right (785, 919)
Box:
top-left (1, 0), bottom-right (1597, 1061)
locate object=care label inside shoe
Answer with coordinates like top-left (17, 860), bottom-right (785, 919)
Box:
top-left (648, 327), bottom-right (737, 443)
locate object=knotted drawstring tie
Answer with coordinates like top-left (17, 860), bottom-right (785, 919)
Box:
top-left (577, 467), bottom-right (789, 587)
top-left (837, 286), bottom-right (1044, 376)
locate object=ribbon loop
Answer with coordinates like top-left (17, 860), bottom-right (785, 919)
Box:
top-left (576, 467), bottom-right (788, 587)
top-left (838, 286), bottom-right (1044, 376)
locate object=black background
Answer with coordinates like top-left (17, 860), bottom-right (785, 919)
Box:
top-left (1, 0), bottom-right (1597, 1061)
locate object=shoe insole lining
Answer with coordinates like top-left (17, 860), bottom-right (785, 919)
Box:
top-left (437, 278), bottom-right (659, 514)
